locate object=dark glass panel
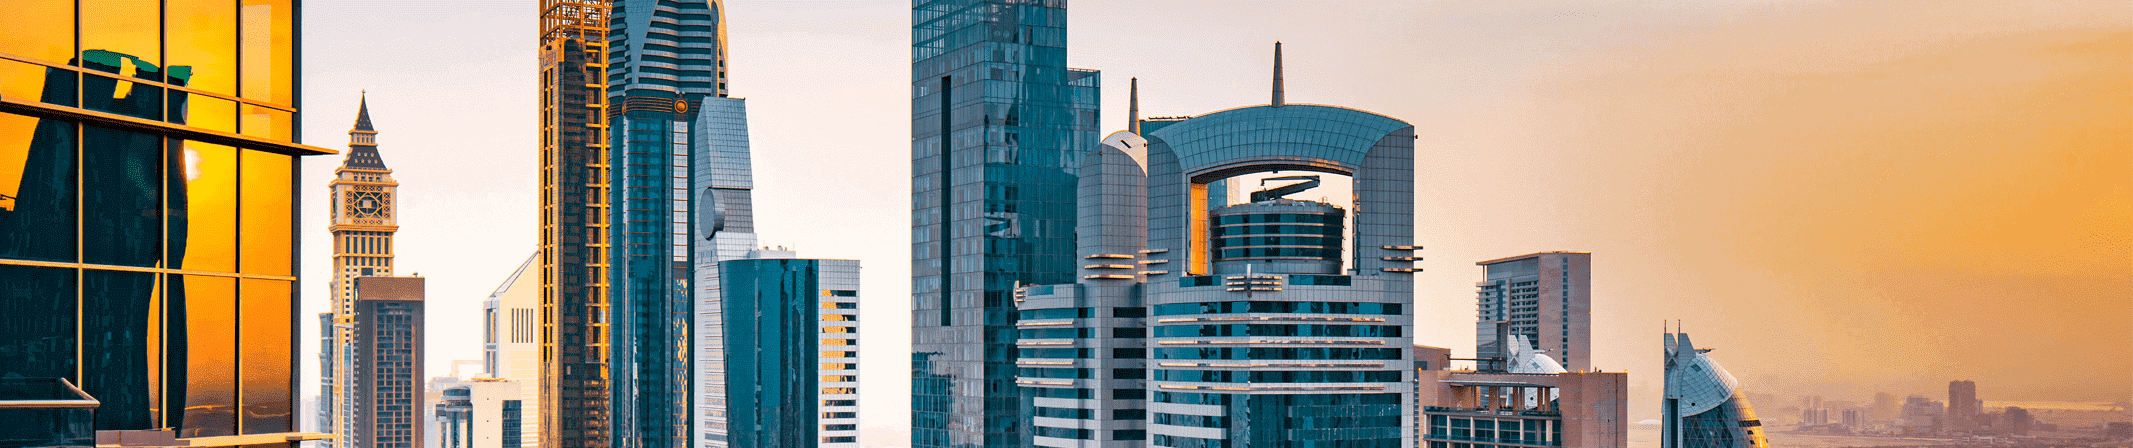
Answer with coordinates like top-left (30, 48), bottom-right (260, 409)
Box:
top-left (80, 1), bottom-right (161, 79)
top-left (81, 269), bottom-right (158, 430)
top-left (238, 150), bottom-right (289, 275)
top-left (81, 126), bottom-right (163, 267)
top-left (0, 265), bottom-right (77, 380)
top-left (239, 0), bottom-right (293, 105)
top-left (177, 275), bottom-right (236, 437)
top-left (167, 0), bottom-right (238, 96)
top-left (173, 141), bottom-right (236, 272)
top-left (1, 58), bottom-right (80, 108)
top-left (181, 94), bottom-right (238, 133)
top-left (81, 68), bottom-right (165, 121)
top-left (238, 279), bottom-right (291, 434)
top-left (0, 112), bottom-right (77, 262)
top-left (0, 0), bottom-right (74, 63)
top-left (238, 104), bottom-right (291, 141)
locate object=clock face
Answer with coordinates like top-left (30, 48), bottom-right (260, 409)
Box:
top-left (349, 191), bottom-right (389, 219)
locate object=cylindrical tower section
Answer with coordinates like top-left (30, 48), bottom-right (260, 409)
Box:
top-left (1209, 199), bottom-right (1344, 275)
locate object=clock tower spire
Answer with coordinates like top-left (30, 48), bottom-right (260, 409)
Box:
top-left (323, 93), bottom-right (401, 448)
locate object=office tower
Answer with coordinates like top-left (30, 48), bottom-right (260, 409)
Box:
top-left (708, 249), bottom-right (861, 447)
top-left (1010, 107), bottom-right (1151, 446)
top-left (0, 0), bottom-right (327, 444)
top-left (325, 95), bottom-right (400, 448)
top-left (689, 93), bottom-right (759, 447)
top-left (483, 253), bottom-right (542, 448)
top-left (605, 2), bottom-right (727, 447)
top-left (1417, 339), bottom-right (1628, 448)
top-left (1948, 380), bottom-right (1979, 431)
top-left (1660, 328), bottom-right (1769, 448)
top-left (538, 0), bottom-right (615, 446)
top-left (910, 0), bottom-right (1102, 445)
top-left (437, 379), bottom-right (527, 448)
top-left (1042, 43), bottom-right (1413, 446)
top-left (1476, 251), bottom-right (1592, 372)
top-left (352, 276), bottom-right (426, 448)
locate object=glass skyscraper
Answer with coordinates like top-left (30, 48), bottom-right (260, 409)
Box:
top-left (1661, 328), bottom-right (1770, 448)
top-left (711, 250), bottom-right (862, 447)
top-left (0, 0), bottom-right (329, 441)
top-left (910, 1), bottom-right (1101, 446)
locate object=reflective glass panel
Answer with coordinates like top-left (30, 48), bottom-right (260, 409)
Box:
top-left (178, 275), bottom-right (236, 437)
top-left (181, 93), bottom-right (238, 133)
top-left (174, 141), bottom-right (237, 272)
top-left (1, 58), bottom-right (79, 108)
top-left (239, 104), bottom-right (291, 140)
top-left (0, 0), bottom-right (74, 63)
top-left (238, 150), bottom-right (290, 275)
top-left (81, 0), bottom-right (162, 79)
top-left (0, 265), bottom-right (77, 381)
top-left (238, 278), bottom-right (290, 434)
top-left (82, 125), bottom-right (164, 268)
top-left (82, 269), bottom-right (158, 430)
top-left (82, 71), bottom-right (165, 121)
top-left (0, 111), bottom-right (77, 262)
top-left (167, 0), bottom-right (239, 96)
top-left (239, 0), bottom-right (292, 105)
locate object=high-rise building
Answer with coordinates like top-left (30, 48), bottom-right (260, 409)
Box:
top-left (538, 0), bottom-right (616, 446)
top-left (437, 379), bottom-right (527, 448)
top-left (0, 0), bottom-right (327, 444)
top-left (605, 2), bottom-right (727, 447)
top-left (352, 276), bottom-right (426, 448)
top-left (689, 93), bottom-right (758, 447)
top-left (1660, 328), bottom-right (1769, 448)
top-left (325, 95), bottom-right (401, 448)
top-left (483, 252), bottom-right (542, 448)
top-left (910, 1), bottom-right (1103, 445)
top-left (1948, 380), bottom-right (1979, 431)
top-left (1476, 252), bottom-right (1592, 372)
top-left (705, 249), bottom-right (862, 447)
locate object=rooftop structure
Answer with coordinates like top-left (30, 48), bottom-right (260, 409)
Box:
top-left (1660, 328), bottom-right (1769, 448)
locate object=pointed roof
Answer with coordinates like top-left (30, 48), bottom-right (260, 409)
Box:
top-left (352, 92), bottom-right (375, 132)
top-left (1271, 41), bottom-right (1285, 107)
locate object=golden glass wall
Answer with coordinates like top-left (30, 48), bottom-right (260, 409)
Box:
top-left (0, 0), bottom-right (322, 438)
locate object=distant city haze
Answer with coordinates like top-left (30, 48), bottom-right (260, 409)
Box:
top-left (295, 0), bottom-right (2130, 444)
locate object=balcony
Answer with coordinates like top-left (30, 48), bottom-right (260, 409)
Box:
top-left (0, 378), bottom-right (97, 448)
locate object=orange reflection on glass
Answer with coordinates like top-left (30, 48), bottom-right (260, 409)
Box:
top-left (0, 0), bottom-right (74, 64)
top-left (238, 278), bottom-right (291, 434)
top-left (239, 0), bottom-right (292, 105)
top-left (179, 275), bottom-right (236, 438)
top-left (183, 94), bottom-right (237, 133)
top-left (176, 141), bottom-right (236, 272)
top-left (239, 104), bottom-right (291, 141)
top-left (238, 150), bottom-right (290, 276)
top-left (82, 0), bottom-right (162, 79)
top-left (166, 0), bottom-right (237, 96)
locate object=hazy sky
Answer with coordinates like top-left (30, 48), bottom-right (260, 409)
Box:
top-left (297, 0), bottom-right (2130, 443)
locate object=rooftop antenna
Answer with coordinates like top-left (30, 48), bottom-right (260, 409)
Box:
top-left (1270, 42), bottom-right (1285, 107)
top-left (1128, 77), bottom-right (1140, 134)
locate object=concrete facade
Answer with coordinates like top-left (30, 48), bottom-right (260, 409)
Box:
top-left (1476, 252), bottom-right (1591, 372)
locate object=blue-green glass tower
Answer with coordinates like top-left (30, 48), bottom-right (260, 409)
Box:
top-left (605, 1), bottom-right (727, 448)
top-left (910, 1), bottom-right (1101, 446)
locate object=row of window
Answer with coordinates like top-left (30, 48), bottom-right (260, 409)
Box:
top-left (1153, 301), bottom-right (1402, 316)
top-left (1152, 369), bottom-right (1403, 383)
top-left (1028, 387), bottom-right (1147, 400)
top-left (1209, 224), bottom-right (1343, 237)
top-left (1019, 367), bottom-right (1148, 380)
top-left (1212, 213), bottom-right (1343, 225)
top-left (1216, 247), bottom-right (1338, 259)
top-left (1151, 324), bottom-right (1402, 338)
top-left (1154, 347), bottom-right (1404, 361)
top-left (1018, 306), bottom-right (1147, 320)
top-left (1018, 347), bottom-right (1147, 359)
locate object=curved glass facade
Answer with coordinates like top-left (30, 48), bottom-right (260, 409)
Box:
top-left (0, 0), bottom-right (317, 438)
top-left (1661, 331), bottom-right (1770, 448)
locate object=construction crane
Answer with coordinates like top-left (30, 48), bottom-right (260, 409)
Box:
top-left (1250, 175), bottom-right (1320, 202)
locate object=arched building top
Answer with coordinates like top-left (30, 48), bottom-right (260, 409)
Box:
top-left (1144, 104), bottom-right (1411, 181)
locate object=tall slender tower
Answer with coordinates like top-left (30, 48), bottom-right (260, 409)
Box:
top-left (326, 96), bottom-right (401, 448)
top-left (539, 1), bottom-right (616, 447)
top-left (910, 1), bottom-right (1102, 446)
top-left (605, 2), bottom-right (727, 447)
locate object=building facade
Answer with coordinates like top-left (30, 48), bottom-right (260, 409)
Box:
top-left (437, 379), bottom-right (526, 448)
top-left (325, 96), bottom-right (400, 448)
top-left (1660, 329), bottom-right (1769, 448)
top-left (910, 1), bottom-right (1103, 445)
top-left (537, 0), bottom-right (616, 446)
top-left (1475, 252), bottom-right (1591, 372)
top-left (483, 252), bottom-right (543, 448)
top-left (711, 250), bottom-right (861, 447)
top-left (352, 276), bottom-right (426, 448)
top-left (1417, 335), bottom-right (1627, 448)
top-left (689, 93), bottom-right (759, 447)
top-left (1947, 380), bottom-right (1978, 432)
top-left (0, 0), bottom-right (329, 443)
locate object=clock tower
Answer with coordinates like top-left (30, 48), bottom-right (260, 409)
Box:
top-left (323, 94), bottom-right (398, 448)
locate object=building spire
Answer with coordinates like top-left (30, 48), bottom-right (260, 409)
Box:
top-left (1128, 77), bottom-right (1140, 134)
top-left (353, 91), bottom-right (374, 132)
top-left (1271, 41), bottom-right (1284, 107)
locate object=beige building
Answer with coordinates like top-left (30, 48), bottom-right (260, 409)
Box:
top-left (1476, 252), bottom-right (1593, 372)
top-left (1416, 370), bottom-right (1629, 448)
top-left (482, 253), bottom-right (541, 448)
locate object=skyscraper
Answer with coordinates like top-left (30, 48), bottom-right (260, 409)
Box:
top-left (1947, 380), bottom-right (1979, 432)
top-left (1476, 251), bottom-right (1592, 372)
top-left (709, 249), bottom-right (863, 447)
top-left (1660, 328), bottom-right (1769, 448)
top-left (352, 276), bottom-right (426, 448)
top-left (484, 253), bottom-right (542, 448)
top-left (689, 92), bottom-right (759, 447)
top-left (0, 0), bottom-right (327, 443)
top-left (538, 0), bottom-right (615, 446)
top-left (326, 95), bottom-right (401, 448)
top-left (605, 2), bottom-right (726, 446)
top-left (910, 1), bottom-right (1102, 445)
